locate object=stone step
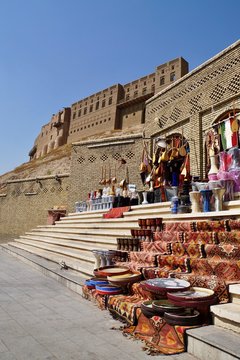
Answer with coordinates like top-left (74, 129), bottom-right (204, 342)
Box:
top-left (19, 235), bottom-right (117, 251)
top-left (229, 284), bottom-right (240, 304)
top-left (187, 325), bottom-right (240, 360)
top-left (0, 244), bottom-right (87, 294)
top-left (55, 219), bottom-right (139, 228)
top-left (66, 210), bottom-right (107, 219)
top-left (4, 243), bottom-right (93, 278)
top-left (9, 239), bottom-right (95, 264)
top-left (28, 227), bottom-right (131, 237)
top-left (25, 231), bottom-right (124, 242)
top-left (211, 303), bottom-right (240, 334)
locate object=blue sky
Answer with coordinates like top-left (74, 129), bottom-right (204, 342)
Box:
top-left (0, 0), bottom-right (239, 175)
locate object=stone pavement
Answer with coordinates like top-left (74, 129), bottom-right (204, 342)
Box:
top-left (0, 249), bottom-right (197, 360)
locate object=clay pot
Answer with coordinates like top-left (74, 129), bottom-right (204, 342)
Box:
top-left (164, 309), bottom-right (201, 326)
top-left (141, 301), bottom-right (156, 318)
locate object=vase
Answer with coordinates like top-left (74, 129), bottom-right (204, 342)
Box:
top-left (200, 189), bottom-right (213, 212)
top-left (142, 191), bottom-right (148, 205)
top-left (92, 250), bottom-right (101, 269)
top-left (105, 251), bottom-right (116, 266)
top-left (99, 251), bottom-right (107, 267)
top-left (212, 188), bottom-right (226, 212)
top-left (149, 181), bottom-right (154, 192)
top-left (189, 191), bottom-right (201, 213)
top-left (208, 155), bottom-right (219, 180)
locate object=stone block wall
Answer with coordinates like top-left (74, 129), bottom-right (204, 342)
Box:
top-left (0, 174), bottom-right (69, 240)
top-left (67, 134), bottom-right (144, 212)
top-left (145, 40), bottom-right (240, 178)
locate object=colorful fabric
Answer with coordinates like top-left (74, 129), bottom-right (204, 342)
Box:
top-left (144, 255), bottom-right (191, 278)
top-left (194, 220), bottom-right (227, 232)
top-left (153, 231), bottom-right (182, 242)
top-left (103, 206), bottom-right (131, 219)
top-left (129, 251), bottom-right (157, 264)
top-left (220, 119), bottom-right (235, 150)
top-left (82, 285), bottom-right (107, 310)
top-left (228, 220), bottom-right (240, 230)
top-left (108, 294), bottom-right (142, 325)
top-left (171, 242), bottom-right (204, 258)
top-left (205, 244), bottom-right (240, 261)
top-left (182, 231), bottom-right (218, 244)
top-left (141, 241), bottom-right (171, 254)
top-left (189, 258), bottom-right (240, 281)
top-left (217, 231), bottom-right (240, 244)
top-left (164, 222), bottom-right (194, 232)
top-left (131, 282), bottom-right (154, 299)
top-left (124, 310), bottom-right (197, 355)
top-left (172, 273), bottom-right (230, 304)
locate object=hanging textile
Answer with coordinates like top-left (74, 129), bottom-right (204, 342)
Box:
top-left (230, 118), bottom-right (238, 148)
top-left (220, 118), bottom-right (238, 150)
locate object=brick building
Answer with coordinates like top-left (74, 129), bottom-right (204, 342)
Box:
top-left (29, 57), bottom-right (188, 158)
top-left (144, 40), bottom-right (240, 179)
top-left (68, 57), bottom-right (188, 142)
top-left (2, 40), bottom-right (239, 238)
top-left (29, 107), bottom-right (71, 159)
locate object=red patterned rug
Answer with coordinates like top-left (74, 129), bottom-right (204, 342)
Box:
top-left (141, 241), bottom-right (171, 254)
top-left (153, 231), bottom-right (182, 242)
top-left (123, 309), bottom-right (199, 355)
top-left (103, 206), bottom-right (131, 219)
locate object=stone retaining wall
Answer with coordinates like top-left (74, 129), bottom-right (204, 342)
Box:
top-left (0, 174), bottom-right (69, 238)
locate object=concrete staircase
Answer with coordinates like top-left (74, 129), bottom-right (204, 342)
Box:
top-left (1, 203), bottom-right (171, 278)
top-left (2, 200), bottom-right (240, 279)
top-left (186, 284), bottom-right (240, 360)
top-left (1, 200), bottom-right (240, 359)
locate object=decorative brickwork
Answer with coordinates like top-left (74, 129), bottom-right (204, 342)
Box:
top-left (0, 175), bottom-right (69, 238)
top-left (67, 134), bottom-right (143, 212)
top-left (145, 40), bottom-right (240, 178)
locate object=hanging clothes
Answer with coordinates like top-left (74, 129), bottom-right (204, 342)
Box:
top-left (220, 118), bottom-right (238, 150)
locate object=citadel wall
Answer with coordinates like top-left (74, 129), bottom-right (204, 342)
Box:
top-left (29, 108), bottom-right (71, 160)
top-left (30, 57), bottom-right (188, 157)
top-left (0, 42), bottom-right (239, 239)
top-left (0, 174), bottom-right (69, 240)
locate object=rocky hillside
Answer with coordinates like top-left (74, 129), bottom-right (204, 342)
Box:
top-left (0, 125), bottom-right (143, 186)
top-left (0, 144), bottom-right (72, 185)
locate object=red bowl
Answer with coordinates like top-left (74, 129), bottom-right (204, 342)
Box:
top-left (93, 265), bottom-right (131, 278)
top-left (167, 287), bottom-right (216, 302)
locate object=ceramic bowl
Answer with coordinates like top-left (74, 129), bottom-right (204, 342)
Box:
top-left (164, 309), bottom-right (201, 326)
top-left (87, 277), bottom-right (109, 287)
top-left (140, 300), bottom-right (157, 318)
top-left (107, 272), bottom-right (142, 286)
top-left (167, 287), bottom-right (215, 302)
top-left (95, 284), bottom-right (122, 295)
top-left (152, 299), bottom-right (184, 314)
top-left (141, 278), bottom-right (190, 297)
top-left (93, 265), bottom-right (131, 278)
top-left (84, 279), bottom-right (95, 290)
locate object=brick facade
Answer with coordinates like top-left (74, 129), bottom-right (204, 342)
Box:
top-left (30, 108), bottom-right (71, 159)
top-left (1, 41), bottom-right (240, 239)
top-left (0, 175), bottom-right (69, 240)
top-left (67, 134), bottom-right (144, 212)
top-left (30, 57), bottom-right (188, 158)
top-left (145, 40), bottom-right (240, 178)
